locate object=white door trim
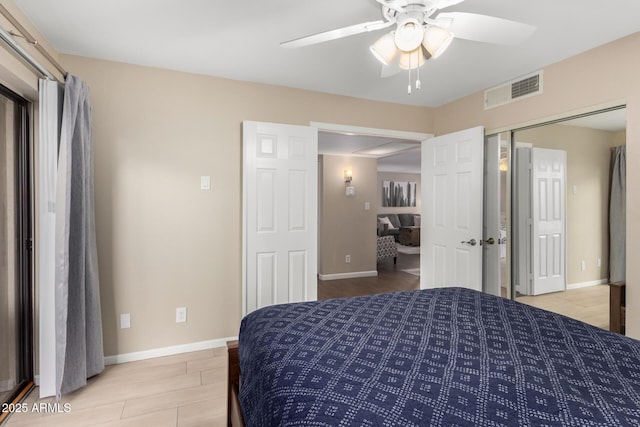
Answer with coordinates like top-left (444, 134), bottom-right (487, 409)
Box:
top-left (311, 122), bottom-right (432, 141)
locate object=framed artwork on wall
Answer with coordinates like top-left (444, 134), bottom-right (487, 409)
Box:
top-left (382, 180), bottom-right (417, 207)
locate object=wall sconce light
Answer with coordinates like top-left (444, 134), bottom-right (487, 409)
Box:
top-left (344, 169), bottom-right (353, 183)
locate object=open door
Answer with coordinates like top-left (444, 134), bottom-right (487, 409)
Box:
top-left (242, 121), bottom-right (318, 315)
top-left (421, 126), bottom-right (484, 291)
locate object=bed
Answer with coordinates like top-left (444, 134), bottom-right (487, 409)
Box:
top-left (227, 287), bottom-right (640, 426)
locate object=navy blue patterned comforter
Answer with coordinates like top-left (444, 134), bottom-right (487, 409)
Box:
top-left (238, 287), bottom-right (640, 426)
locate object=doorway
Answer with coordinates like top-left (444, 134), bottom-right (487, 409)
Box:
top-left (315, 123), bottom-right (429, 284)
top-left (0, 84), bottom-right (34, 419)
top-left (317, 125), bottom-right (486, 295)
top-left (242, 120), bottom-right (431, 311)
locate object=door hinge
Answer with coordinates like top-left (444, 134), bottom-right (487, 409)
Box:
top-left (26, 238), bottom-right (33, 251)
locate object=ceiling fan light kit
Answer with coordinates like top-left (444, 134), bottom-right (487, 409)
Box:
top-left (369, 32), bottom-right (397, 65)
top-left (398, 45), bottom-right (428, 70)
top-left (372, 21), bottom-right (453, 67)
top-left (422, 25), bottom-right (454, 58)
top-left (394, 19), bottom-right (424, 51)
top-left (281, 0), bottom-right (536, 96)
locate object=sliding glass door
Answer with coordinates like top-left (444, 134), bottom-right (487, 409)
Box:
top-left (0, 84), bottom-right (33, 418)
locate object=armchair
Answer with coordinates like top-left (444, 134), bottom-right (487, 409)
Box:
top-left (377, 235), bottom-right (397, 264)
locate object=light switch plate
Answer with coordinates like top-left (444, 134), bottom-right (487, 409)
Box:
top-left (120, 313), bottom-right (131, 329)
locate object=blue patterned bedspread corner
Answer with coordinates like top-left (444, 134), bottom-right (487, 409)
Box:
top-left (238, 287), bottom-right (640, 426)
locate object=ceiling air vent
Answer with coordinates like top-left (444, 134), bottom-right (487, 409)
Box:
top-left (484, 71), bottom-right (543, 110)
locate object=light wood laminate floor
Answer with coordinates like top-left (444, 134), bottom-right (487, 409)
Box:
top-left (4, 279), bottom-right (608, 426)
top-left (5, 348), bottom-right (226, 427)
top-left (516, 284), bottom-right (609, 330)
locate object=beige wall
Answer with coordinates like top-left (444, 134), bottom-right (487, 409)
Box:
top-left (60, 54), bottom-right (434, 356)
top-left (435, 32), bottom-right (640, 338)
top-left (377, 171), bottom-right (421, 215)
top-left (319, 155), bottom-right (378, 276)
top-left (3, 0), bottom-right (640, 358)
top-left (515, 124), bottom-right (624, 285)
top-left (58, 31), bottom-right (640, 350)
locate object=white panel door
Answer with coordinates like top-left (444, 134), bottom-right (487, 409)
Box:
top-left (532, 148), bottom-right (566, 295)
top-left (243, 121), bottom-right (318, 315)
top-left (421, 126), bottom-right (484, 291)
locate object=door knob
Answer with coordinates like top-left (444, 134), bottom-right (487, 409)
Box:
top-left (461, 239), bottom-right (477, 246)
top-left (483, 237), bottom-right (495, 245)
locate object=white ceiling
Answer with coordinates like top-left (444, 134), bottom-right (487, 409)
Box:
top-left (13, 0), bottom-right (640, 107)
top-left (13, 1), bottom-right (631, 172)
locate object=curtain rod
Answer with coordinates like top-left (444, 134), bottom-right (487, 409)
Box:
top-left (0, 24), bottom-right (57, 81)
top-left (0, 3), bottom-right (66, 83)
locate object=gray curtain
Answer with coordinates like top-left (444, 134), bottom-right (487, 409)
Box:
top-left (55, 75), bottom-right (104, 397)
top-left (609, 145), bottom-right (626, 283)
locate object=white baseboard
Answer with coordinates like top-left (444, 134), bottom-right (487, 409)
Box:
top-left (566, 279), bottom-right (608, 290)
top-left (318, 271), bottom-right (378, 281)
top-left (103, 336), bottom-right (238, 366)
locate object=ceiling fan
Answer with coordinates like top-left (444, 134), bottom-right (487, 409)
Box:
top-left (281, 0), bottom-right (536, 93)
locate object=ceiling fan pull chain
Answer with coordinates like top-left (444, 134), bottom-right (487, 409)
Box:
top-left (416, 62), bottom-right (421, 90)
top-left (407, 54), bottom-right (412, 94)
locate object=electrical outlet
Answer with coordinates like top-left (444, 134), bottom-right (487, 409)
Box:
top-left (580, 260), bottom-right (586, 271)
top-left (345, 255), bottom-right (351, 263)
top-left (120, 313), bottom-right (131, 329)
top-left (597, 258), bottom-right (601, 268)
top-left (176, 307), bottom-right (187, 323)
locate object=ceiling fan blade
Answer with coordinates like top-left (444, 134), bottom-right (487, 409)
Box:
top-left (432, 0), bottom-right (465, 10)
top-left (376, 0), bottom-right (409, 12)
top-left (437, 12), bottom-right (536, 46)
top-left (281, 20), bottom-right (392, 48)
top-left (381, 63), bottom-right (402, 78)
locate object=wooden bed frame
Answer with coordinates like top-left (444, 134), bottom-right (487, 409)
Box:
top-left (609, 281), bottom-right (626, 334)
top-left (227, 340), bottom-right (245, 427)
